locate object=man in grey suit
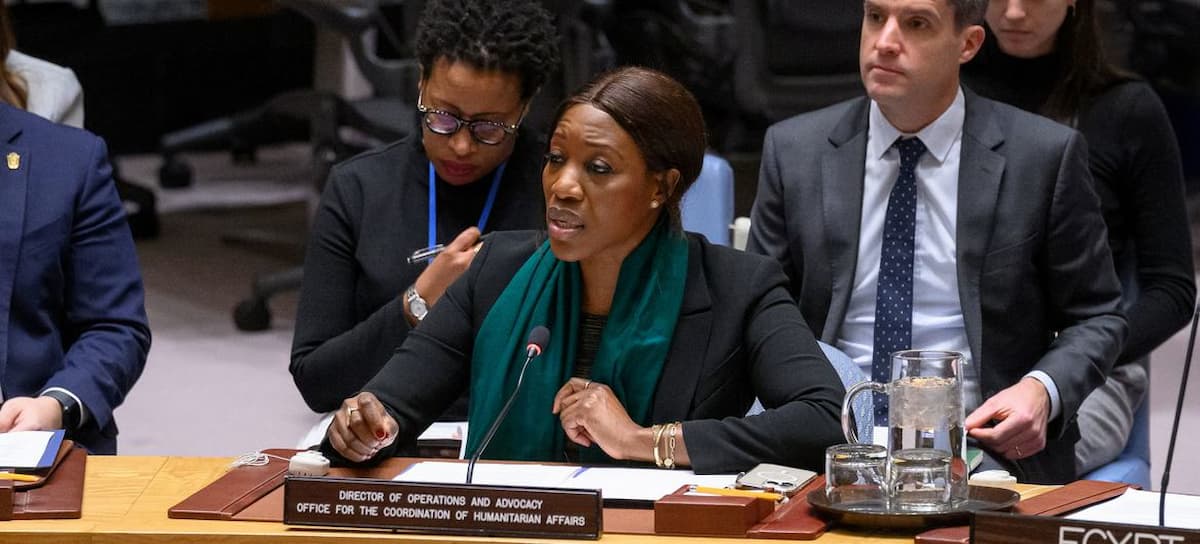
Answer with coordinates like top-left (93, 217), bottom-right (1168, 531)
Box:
top-left (747, 0), bottom-right (1126, 484)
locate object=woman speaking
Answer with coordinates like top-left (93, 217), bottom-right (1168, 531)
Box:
top-left (325, 67), bottom-right (844, 474)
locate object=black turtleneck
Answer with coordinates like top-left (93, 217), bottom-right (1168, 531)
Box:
top-left (964, 36), bottom-right (1061, 115)
top-left (964, 37), bottom-right (1195, 365)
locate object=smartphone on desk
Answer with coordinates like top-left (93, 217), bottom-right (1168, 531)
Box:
top-left (735, 463), bottom-right (817, 497)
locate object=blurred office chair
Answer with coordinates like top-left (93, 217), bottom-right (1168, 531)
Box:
top-left (1081, 401), bottom-right (1151, 488)
top-left (732, 0), bottom-right (864, 125)
top-left (747, 341), bottom-right (869, 442)
top-left (218, 0), bottom-right (422, 331)
top-left (681, 153), bottom-right (734, 246)
top-left (158, 0), bottom-right (418, 189)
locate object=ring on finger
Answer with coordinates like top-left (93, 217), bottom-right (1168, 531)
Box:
top-left (584, 380), bottom-right (592, 390)
top-left (347, 406), bottom-right (359, 417)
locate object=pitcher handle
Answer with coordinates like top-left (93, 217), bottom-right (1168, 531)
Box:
top-left (842, 381), bottom-right (886, 444)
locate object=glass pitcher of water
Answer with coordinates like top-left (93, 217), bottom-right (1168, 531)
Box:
top-left (840, 350), bottom-right (968, 504)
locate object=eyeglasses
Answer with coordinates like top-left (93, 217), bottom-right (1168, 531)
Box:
top-left (417, 91), bottom-right (521, 146)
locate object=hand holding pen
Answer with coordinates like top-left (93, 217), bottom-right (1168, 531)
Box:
top-left (407, 230), bottom-right (491, 265)
top-left (407, 227), bottom-right (485, 312)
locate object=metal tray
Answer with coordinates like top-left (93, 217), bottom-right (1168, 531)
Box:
top-left (807, 485), bottom-right (1021, 529)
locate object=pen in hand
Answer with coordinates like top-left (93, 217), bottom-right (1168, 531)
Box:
top-left (407, 233), bottom-right (491, 265)
top-left (406, 244), bottom-right (446, 264)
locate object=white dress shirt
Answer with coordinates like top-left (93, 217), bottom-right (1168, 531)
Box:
top-left (836, 88), bottom-right (1061, 420)
top-left (5, 50), bottom-right (84, 128)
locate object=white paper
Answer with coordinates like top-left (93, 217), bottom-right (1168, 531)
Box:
top-left (0, 431), bottom-right (56, 468)
top-left (417, 421), bottom-right (466, 441)
top-left (563, 467), bottom-right (737, 502)
top-left (417, 422), bottom-right (469, 459)
top-left (395, 461), bottom-right (584, 489)
top-left (394, 461), bottom-right (737, 502)
top-left (1065, 488), bottom-right (1200, 530)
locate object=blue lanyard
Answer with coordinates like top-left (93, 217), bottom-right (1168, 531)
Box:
top-left (427, 161), bottom-right (507, 248)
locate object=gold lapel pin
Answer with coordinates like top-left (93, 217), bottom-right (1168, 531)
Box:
top-left (6, 152), bottom-right (19, 170)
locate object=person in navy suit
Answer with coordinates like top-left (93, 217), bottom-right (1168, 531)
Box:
top-left (0, 99), bottom-right (150, 454)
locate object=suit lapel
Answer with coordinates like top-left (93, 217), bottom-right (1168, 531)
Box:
top-left (0, 116), bottom-right (27, 375)
top-left (820, 100), bottom-right (869, 342)
top-left (653, 240), bottom-right (712, 423)
top-left (955, 91), bottom-right (1006, 365)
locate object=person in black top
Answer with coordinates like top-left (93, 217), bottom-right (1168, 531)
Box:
top-left (964, 0), bottom-right (1195, 474)
top-left (291, 0), bottom-right (561, 429)
top-left (323, 67), bottom-right (845, 474)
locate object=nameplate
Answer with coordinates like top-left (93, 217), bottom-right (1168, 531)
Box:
top-left (283, 476), bottom-right (602, 539)
top-left (973, 511), bottom-right (1200, 544)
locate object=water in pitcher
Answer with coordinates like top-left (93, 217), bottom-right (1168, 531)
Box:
top-left (889, 376), bottom-right (967, 502)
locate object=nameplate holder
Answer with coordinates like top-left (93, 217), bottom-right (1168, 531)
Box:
top-left (973, 511), bottom-right (1200, 544)
top-left (654, 484), bottom-right (775, 537)
top-left (283, 476), bottom-right (602, 539)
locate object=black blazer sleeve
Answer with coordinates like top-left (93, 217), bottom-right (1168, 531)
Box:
top-left (679, 249), bottom-right (845, 474)
top-left (290, 166), bottom-right (414, 413)
top-left (336, 233), bottom-right (541, 461)
top-left (1107, 84), bottom-right (1196, 362)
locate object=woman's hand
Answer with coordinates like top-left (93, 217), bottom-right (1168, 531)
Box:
top-left (414, 227), bottom-right (483, 308)
top-left (552, 378), bottom-right (647, 460)
top-left (327, 392), bottom-right (399, 462)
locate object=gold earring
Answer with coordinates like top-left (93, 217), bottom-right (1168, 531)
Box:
top-left (650, 200), bottom-right (660, 209)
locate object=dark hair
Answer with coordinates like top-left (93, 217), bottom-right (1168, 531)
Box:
top-left (414, 0), bottom-right (560, 101)
top-left (1041, 0), bottom-right (1133, 121)
top-left (554, 66), bottom-right (707, 228)
top-left (0, 4), bottom-right (27, 110)
top-left (947, 0), bottom-right (987, 29)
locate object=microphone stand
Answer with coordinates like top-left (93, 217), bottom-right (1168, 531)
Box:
top-left (1159, 303), bottom-right (1199, 526)
top-left (466, 345), bottom-right (541, 484)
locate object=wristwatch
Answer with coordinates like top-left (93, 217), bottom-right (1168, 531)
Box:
top-left (405, 284), bottom-right (429, 322)
top-left (41, 390), bottom-right (81, 431)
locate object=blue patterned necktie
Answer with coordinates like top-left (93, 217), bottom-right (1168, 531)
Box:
top-left (871, 137), bottom-right (927, 426)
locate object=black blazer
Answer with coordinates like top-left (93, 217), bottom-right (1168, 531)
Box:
top-left (343, 231), bottom-right (846, 474)
top-left (748, 90), bottom-right (1128, 483)
top-left (291, 117), bottom-right (546, 414)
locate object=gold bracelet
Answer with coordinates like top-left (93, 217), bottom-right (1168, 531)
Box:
top-left (663, 422), bottom-right (679, 469)
top-left (652, 424), bottom-right (665, 468)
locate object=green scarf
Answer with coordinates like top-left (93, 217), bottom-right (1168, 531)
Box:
top-left (466, 222), bottom-right (688, 463)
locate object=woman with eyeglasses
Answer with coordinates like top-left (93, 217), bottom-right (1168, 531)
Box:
top-left (964, 0), bottom-right (1195, 476)
top-left (323, 67), bottom-right (845, 474)
top-left (291, 0), bottom-right (561, 446)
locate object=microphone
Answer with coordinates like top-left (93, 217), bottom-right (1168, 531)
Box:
top-left (466, 325), bottom-right (550, 484)
top-left (1159, 303), bottom-right (1198, 526)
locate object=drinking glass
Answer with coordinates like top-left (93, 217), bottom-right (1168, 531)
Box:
top-left (824, 444), bottom-right (887, 510)
top-left (888, 448), bottom-right (952, 512)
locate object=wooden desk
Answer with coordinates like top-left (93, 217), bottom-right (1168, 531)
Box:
top-left (0, 456), bottom-right (1055, 543)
